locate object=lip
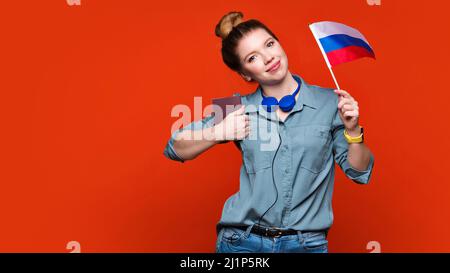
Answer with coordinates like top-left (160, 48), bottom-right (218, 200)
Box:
top-left (266, 60), bottom-right (281, 72)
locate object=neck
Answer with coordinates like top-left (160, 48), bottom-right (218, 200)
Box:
top-left (260, 72), bottom-right (298, 100)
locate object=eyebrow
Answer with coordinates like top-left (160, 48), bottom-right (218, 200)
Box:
top-left (243, 37), bottom-right (273, 61)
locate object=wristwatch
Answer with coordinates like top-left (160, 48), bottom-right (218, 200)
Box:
top-left (344, 126), bottom-right (364, 144)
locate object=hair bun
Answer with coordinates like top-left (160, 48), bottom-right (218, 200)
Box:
top-left (215, 11), bottom-right (244, 40)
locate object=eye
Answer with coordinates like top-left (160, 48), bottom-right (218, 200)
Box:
top-left (247, 40), bottom-right (274, 63)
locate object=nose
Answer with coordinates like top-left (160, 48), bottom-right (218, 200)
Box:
top-left (264, 55), bottom-right (275, 65)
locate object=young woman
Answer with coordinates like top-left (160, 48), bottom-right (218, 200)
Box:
top-left (163, 11), bottom-right (375, 253)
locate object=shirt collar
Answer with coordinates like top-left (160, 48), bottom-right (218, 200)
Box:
top-left (243, 74), bottom-right (318, 115)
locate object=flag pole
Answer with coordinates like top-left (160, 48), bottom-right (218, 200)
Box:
top-left (309, 23), bottom-right (342, 90)
top-left (328, 65), bottom-right (340, 90)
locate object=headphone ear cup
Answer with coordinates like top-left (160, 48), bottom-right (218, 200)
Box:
top-left (261, 96), bottom-right (279, 112)
top-left (279, 95), bottom-right (295, 112)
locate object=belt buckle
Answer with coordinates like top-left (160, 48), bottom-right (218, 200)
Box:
top-left (267, 227), bottom-right (283, 238)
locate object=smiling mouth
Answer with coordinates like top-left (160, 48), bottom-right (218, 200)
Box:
top-left (266, 60), bottom-right (281, 72)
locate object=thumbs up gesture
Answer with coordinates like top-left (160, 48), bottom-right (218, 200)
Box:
top-left (212, 105), bottom-right (250, 141)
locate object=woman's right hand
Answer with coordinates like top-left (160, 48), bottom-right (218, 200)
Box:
top-left (212, 105), bottom-right (250, 141)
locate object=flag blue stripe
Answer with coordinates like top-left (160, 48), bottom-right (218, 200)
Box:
top-left (319, 34), bottom-right (374, 54)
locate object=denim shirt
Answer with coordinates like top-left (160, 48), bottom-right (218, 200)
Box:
top-left (163, 74), bottom-right (375, 235)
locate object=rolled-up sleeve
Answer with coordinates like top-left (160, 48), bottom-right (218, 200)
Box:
top-left (331, 96), bottom-right (375, 184)
top-left (163, 114), bottom-right (216, 163)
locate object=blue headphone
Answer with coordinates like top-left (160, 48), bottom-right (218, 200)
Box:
top-left (261, 75), bottom-right (301, 113)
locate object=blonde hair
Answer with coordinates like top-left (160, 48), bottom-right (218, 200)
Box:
top-left (214, 11), bottom-right (244, 40)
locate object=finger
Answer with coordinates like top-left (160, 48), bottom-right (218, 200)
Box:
top-left (338, 98), bottom-right (351, 109)
top-left (343, 110), bottom-right (359, 117)
top-left (336, 91), bottom-right (354, 103)
top-left (238, 104), bottom-right (245, 114)
top-left (334, 89), bottom-right (352, 99)
top-left (244, 127), bottom-right (251, 137)
top-left (233, 105), bottom-right (246, 115)
top-left (341, 104), bottom-right (355, 112)
top-left (337, 98), bottom-right (353, 109)
top-left (238, 115), bottom-right (247, 123)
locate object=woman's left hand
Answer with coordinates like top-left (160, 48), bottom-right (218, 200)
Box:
top-left (334, 89), bottom-right (360, 133)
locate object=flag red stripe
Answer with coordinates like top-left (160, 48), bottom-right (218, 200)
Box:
top-left (326, 45), bottom-right (375, 66)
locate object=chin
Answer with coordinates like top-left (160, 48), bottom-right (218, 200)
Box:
top-left (271, 67), bottom-right (288, 80)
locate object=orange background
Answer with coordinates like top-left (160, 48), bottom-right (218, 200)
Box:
top-left (0, 0), bottom-right (449, 252)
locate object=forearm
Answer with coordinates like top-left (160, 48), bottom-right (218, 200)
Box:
top-left (172, 127), bottom-right (220, 161)
top-left (346, 126), bottom-right (373, 171)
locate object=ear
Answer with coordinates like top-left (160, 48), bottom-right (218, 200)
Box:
top-left (238, 72), bottom-right (252, 82)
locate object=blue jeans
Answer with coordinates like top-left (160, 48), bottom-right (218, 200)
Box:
top-left (215, 226), bottom-right (328, 253)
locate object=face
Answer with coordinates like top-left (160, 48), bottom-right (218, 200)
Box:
top-left (236, 28), bottom-right (289, 85)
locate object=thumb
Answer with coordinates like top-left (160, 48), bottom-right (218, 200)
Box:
top-left (233, 104), bottom-right (245, 115)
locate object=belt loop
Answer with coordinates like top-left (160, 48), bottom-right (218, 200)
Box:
top-left (244, 224), bottom-right (254, 239)
top-left (297, 230), bottom-right (303, 240)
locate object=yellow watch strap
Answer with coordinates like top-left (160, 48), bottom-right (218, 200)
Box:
top-left (344, 127), bottom-right (364, 143)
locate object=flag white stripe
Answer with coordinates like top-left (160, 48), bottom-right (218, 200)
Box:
top-left (309, 21), bottom-right (371, 47)
top-left (309, 24), bottom-right (332, 68)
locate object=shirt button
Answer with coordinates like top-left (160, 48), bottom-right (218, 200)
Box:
top-left (284, 169), bottom-right (289, 174)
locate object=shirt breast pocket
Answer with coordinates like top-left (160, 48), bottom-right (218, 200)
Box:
top-left (294, 125), bottom-right (332, 174)
top-left (240, 139), bottom-right (272, 174)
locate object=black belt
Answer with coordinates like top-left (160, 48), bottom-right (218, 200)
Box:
top-left (235, 225), bottom-right (298, 238)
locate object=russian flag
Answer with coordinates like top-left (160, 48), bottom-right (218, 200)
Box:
top-left (309, 21), bottom-right (375, 67)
